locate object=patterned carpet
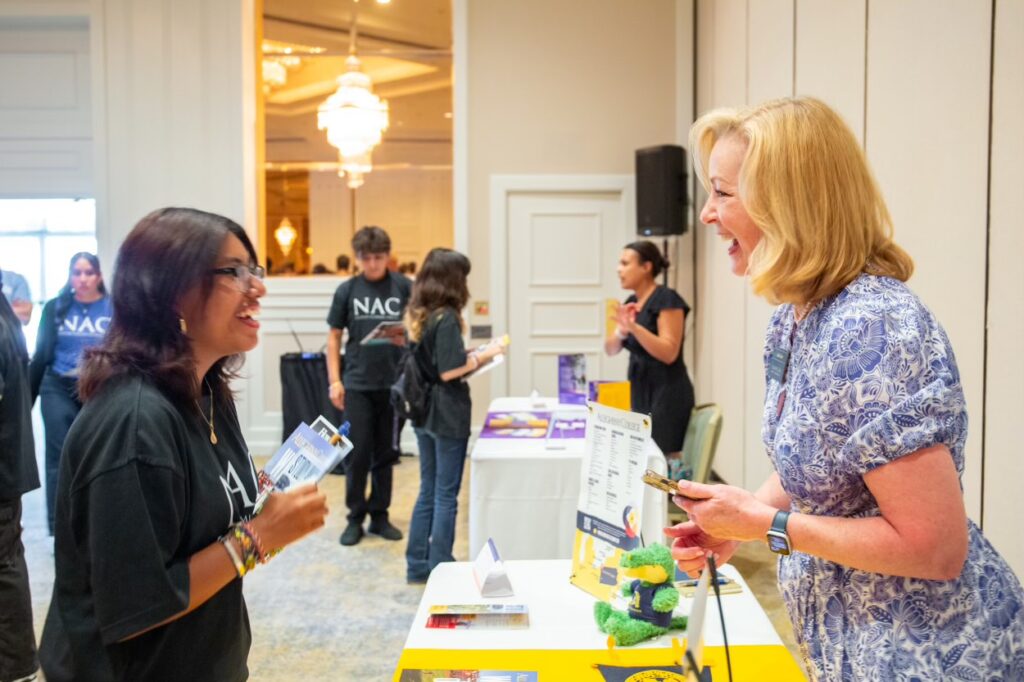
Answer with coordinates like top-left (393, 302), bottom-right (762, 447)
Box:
top-left (20, 416), bottom-right (803, 680)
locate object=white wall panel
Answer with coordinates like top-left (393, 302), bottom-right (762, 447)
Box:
top-left (694, 0), bottom-right (749, 486)
top-left (866, 0), bottom-right (991, 520)
top-left (0, 21), bottom-right (92, 196)
top-left (794, 0), bottom-right (866, 143)
top-left (0, 139), bottom-right (92, 197)
top-left (242, 276), bottom-right (338, 455)
top-left (0, 24), bottom-right (91, 139)
top-left (96, 0), bottom-right (257, 253)
top-left (744, 0), bottom-right (794, 490)
top-left (984, 0), bottom-right (1024, 576)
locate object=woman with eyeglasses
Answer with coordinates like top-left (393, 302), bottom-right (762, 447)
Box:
top-left (29, 251), bottom-right (111, 535)
top-left (39, 208), bottom-right (329, 681)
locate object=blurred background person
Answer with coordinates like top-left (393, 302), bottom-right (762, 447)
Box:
top-left (29, 252), bottom-right (111, 535)
top-left (0, 267), bottom-right (33, 325)
top-left (326, 226), bottom-right (411, 546)
top-left (669, 97), bottom-right (1024, 680)
top-left (38, 207), bottom-right (328, 681)
top-left (604, 241), bottom-right (695, 477)
top-left (0, 271), bottom-right (40, 682)
top-left (403, 248), bottom-right (505, 584)
top-left (335, 254), bottom-right (351, 275)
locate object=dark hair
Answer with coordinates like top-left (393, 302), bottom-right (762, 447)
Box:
top-left (312, 263), bottom-right (329, 274)
top-left (625, 240), bottom-right (670, 279)
top-left (56, 252), bottom-right (107, 320)
top-left (78, 207), bottom-right (258, 412)
top-left (336, 254), bottom-right (351, 271)
top-left (352, 225), bottom-right (391, 255)
top-left (404, 248), bottom-right (471, 341)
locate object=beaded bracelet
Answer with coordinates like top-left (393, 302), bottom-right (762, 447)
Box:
top-left (239, 521), bottom-right (267, 563)
top-left (231, 524), bottom-right (260, 575)
top-left (220, 535), bottom-right (247, 578)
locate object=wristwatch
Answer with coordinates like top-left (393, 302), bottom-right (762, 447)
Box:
top-left (766, 510), bottom-right (792, 555)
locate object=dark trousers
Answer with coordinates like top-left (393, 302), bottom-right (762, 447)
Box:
top-left (343, 389), bottom-right (398, 524)
top-left (40, 372), bottom-right (81, 535)
top-left (0, 498), bottom-right (38, 681)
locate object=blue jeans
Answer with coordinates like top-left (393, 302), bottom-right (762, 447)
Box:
top-left (405, 429), bottom-right (468, 581)
top-left (40, 372), bottom-right (81, 535)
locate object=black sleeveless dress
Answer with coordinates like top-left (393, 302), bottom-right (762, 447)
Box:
top-left (622, 286), bottom-right (695, 455)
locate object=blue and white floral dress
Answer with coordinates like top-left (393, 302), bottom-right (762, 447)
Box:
top-left (763, 274), bottom-right (1024, 681)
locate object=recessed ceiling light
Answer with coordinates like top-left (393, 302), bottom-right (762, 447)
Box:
top-left (443, 112), bottom-right (452, 119)
top-left (376, 0), bottom-right (392, 4)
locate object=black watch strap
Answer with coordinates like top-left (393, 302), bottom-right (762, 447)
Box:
top-left (771, 510), bottom-right (791, 534)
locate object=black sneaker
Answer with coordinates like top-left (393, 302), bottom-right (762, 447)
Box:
top-left (367, 519), bottom-right (403, 541)
top-left (339, 522), bottom-right (364, 546)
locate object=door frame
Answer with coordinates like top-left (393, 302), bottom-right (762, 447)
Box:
top-left (488, 174), bottom-right (635, 400)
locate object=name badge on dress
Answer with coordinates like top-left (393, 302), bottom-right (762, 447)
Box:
top-left (767, 347), bottom-right (789, 384)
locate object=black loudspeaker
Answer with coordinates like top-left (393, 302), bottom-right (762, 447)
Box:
top-left (636, 144), bottom-right (688, 236)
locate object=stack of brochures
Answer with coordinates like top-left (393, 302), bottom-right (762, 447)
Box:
top-left (425, 604), bottom-right (530, 630)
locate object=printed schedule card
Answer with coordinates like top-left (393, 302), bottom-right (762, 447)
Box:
top-left (570, 403), bottom-right (651, 601)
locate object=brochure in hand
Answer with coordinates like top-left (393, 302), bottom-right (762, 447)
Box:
top-left (359, 320), bottom-right (406, 346)
top-left (464, 334), bottom-right (510, 379)
top-left (257, 417), bottom-right (353, 499)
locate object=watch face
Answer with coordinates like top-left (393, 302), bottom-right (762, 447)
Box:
top-left (767, 531), bottom-right (791, 555)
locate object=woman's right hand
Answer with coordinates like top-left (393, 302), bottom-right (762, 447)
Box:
top-left (250, 484), bottom-right (329, 553)
top-left (664, 521), bottom-right (741, 578)
top-left (615, 302), bottom-right (637, 335)
top-left (479, 338), bottom-right (508, 362)
top-left (329, 381), bottom-right (345, 411)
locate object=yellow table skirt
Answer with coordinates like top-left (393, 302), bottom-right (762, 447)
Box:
top-left (395, 644), bottom-right (806, 680)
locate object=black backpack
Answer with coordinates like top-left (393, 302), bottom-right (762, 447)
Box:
top-left (390, 314), bottom-right (440, 425)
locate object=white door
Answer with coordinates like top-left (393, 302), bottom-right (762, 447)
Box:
top-left (505, 190), bottom-right (632, 397)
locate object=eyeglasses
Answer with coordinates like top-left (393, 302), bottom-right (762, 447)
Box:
top-left (210, 264), bottom-right (266, 292)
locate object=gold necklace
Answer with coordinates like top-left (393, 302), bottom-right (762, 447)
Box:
top-left (196, 379), bottom-right (218, 445)
top-left (794, 301), bottom-right (815, 322)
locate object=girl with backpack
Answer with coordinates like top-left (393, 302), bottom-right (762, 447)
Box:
top-left (403, 248), bottom-right (504, 584)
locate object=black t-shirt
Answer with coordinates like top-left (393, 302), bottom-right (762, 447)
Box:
top-left (623, 286), bottom-right (691, 382)
top-left (326, 272), bottom-right (412, 391)
top-left (39, 374), bottom-right (259, 682)
top-left (422, 310), bottom-right (471, 440)
top-left (0, 296), bottom-right (38, 499)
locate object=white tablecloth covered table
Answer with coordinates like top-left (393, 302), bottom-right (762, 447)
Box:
top-left (394, 560), bottom-right (805, 680)
top-left (469, 397), bottom-right (667, 561)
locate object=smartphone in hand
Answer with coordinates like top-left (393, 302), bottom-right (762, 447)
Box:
top-left (641, 469), bottom-right (701, 501)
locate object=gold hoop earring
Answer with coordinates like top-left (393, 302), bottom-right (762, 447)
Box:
top-left (179, 318), bottom-right (188, 334)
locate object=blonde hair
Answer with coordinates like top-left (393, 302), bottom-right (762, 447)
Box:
top-left (689, 97), bottom-right (913, 305)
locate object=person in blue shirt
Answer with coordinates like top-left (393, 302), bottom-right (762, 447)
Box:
top-left (29, 252), bottom-right (112, 535)
top-left (0, 268), bottom-right (33, 325)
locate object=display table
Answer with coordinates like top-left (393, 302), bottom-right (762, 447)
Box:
top-left (394, 560), bottom-right (805, 680)
top-left (469, 397), bottom-right (668, 560)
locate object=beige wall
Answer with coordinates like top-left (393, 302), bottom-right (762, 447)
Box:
top-left (466, 0), bottom-right (684, 420)
top-left (694, 0), bottom-right (1024, 575)
top-left (984, 0), bottom-right (1024, 578)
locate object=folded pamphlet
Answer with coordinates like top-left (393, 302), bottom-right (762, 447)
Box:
top-left (257, 417), bottom-right (353, 498)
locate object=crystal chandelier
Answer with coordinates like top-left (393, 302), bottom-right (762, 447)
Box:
top-left (317, 0), bottom-right (389, 189)
top-left (274, 175), bottom-right (298, 257)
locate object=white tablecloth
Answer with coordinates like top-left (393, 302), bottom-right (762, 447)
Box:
top-left (469, 397), bottom-right (668, 561)
top-left (403, 560), bottom-right (783, 651)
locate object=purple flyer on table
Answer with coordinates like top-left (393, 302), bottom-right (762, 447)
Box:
top-left (548, 415), bottom-right (587, 439)
top-left (558, 353), bottom-right (587, 405)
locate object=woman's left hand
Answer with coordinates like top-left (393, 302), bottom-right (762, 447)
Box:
top-left (672, 479), bottom-right (776, 543)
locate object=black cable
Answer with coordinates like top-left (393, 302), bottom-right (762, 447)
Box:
top-left (706, 556), bottom-right (733, 682)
